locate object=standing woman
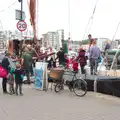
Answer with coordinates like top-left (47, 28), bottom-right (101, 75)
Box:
top-left (1, 52), bottom-right (10, 94)
top-left (76, 47), bottom-right (87, 74)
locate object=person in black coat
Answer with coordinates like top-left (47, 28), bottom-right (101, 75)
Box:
top-left (14, 63), bottom-right (24, 96)
top-left (1, 53), bottom-right (10, 94)
top-left (56, 48), bottom-right (65, 66)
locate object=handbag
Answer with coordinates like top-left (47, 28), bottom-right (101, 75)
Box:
top-left (0, 66), bottom-right (7, 78)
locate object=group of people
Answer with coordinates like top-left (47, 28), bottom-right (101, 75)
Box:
top-left (1, 53), bottom-right (24, 95)
top-left (54, 34), bottom-right (102, 75)
top-left (47, 35), bottom-right (101, 75)
top-left (1, 43), bottom-right (39, 95)
top-left (54, 34), bottom-right (101, 75)
top-left (0, 36), bottom-right (110, 95)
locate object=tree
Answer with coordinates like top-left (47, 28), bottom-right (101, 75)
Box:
top-left (81, 39), bottom-right (90, 45)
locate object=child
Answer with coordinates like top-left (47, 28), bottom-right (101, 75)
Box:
top-left (7, 68), bottom-right (15, 95)
top-left (14, 63), bottom-right (24, 96)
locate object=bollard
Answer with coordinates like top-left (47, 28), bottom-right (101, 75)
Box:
top-left (94, 77), bottom-right (97, 92)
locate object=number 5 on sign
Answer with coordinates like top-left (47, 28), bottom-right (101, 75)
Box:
top-left (17, 20), bottom-right (27, 32)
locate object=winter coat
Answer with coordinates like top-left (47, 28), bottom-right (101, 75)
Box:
top-left (76, 49), bottom-right (87, 66)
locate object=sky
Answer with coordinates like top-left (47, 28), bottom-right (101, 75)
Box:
top-left (0, 0), bottom-right (120, 40)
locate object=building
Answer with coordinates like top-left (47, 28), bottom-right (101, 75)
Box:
top-left (69, 40), bottom-right (80, 52)
top-left (0, 31), bottom-right (7, 49)
top-left (97, 38), bottom-right (120, 50)
top-left (42, 29), bottom-right (64, 50)
top-left (96, 38), bottom-right (110, 50)
top-left (57, 29), bottom-right (64, 50)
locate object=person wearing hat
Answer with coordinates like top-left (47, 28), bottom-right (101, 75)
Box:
top-left (76, 47), bottom-right (87, 74)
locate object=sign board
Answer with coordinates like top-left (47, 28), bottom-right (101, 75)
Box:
top-left (17, 20), bottom-right (27, 32)
top-left (15, 10), bottom-right (26, 20)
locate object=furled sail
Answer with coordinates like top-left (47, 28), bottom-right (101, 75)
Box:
top-left (27, 0), bottom-right (36, 42)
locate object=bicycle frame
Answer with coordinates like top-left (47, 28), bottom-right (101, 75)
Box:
top-left (64, 71), bottom-right (78, 82)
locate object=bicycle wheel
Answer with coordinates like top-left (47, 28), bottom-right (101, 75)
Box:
top-left (73, 79), bottom-right (87, 97)
top-left (54, 83), bottom-right (63, 93)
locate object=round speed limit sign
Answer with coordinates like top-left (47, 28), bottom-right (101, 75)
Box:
top-left (17, 20), bottom-right (27, 32)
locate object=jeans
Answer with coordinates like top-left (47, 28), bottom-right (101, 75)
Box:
top-left (30, 64), bottom-right (34, 76)
top-left (81, 65), bottom-right (85, 74)
top-left (15, 83), bottom-right (22, 94)
top-left (2, 78), bottom-right (7, 93)
top-left (9, 84), bottom-right (15, 94)
top-left (90, 58), bottom-right (98, 75)
top-left (24, 69), bottom-right (30, 84)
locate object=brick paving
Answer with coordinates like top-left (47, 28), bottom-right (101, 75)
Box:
top-left (0, 83), bottom-right (120, 120)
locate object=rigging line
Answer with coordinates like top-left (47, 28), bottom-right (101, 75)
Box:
top-left (82, 16), bottom-right (94, 40)
top-left (93, 0), bottom-right (99, 14)
top-left (86, 18), bottom-right (94, 39)
top-left (106, 22), bottom-right (120, 70)
top-left (82, 17), bottom-right (91, 41)
top-left (110, 22), bottom-right (120, 45)
top-left (82, 0), bottom-right (99, 41)
top-left (0, 20), bottom-right (3, 31)
top-left (0, 1), bottom-right (17, 13)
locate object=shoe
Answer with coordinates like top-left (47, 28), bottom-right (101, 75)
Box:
top-left (3, 92), bottom-right (8, 94)
top-left (20, 93), bottom-right (23, 96)
top-left (16, 93), bottom-right (18, 96)
top-left (9, 92), bottom-right (13, 95)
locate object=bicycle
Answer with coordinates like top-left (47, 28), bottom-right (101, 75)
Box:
top-left (54, 67), bottom-right (87, 97)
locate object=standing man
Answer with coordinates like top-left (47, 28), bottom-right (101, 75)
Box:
top-left (89, 40), bottom-right (101, 75)
top-left (88, 34), bottom-right (93, 47)
top-left (21, 47), bottom-right (32, 84)
top-left (105, 40), bottom-right (110, 51)
top-left (56, 48), bottom-right (65, 66)
top-left (86, 34), bottom-right (94, 59)
top-left (27, 44), bottom-right (38, 76)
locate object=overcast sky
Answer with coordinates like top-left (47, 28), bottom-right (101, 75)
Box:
top-left (0, 0), bottom-right (120, 40)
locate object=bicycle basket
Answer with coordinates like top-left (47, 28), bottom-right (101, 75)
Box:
top-left (48, 68), bottom-right (64, 80)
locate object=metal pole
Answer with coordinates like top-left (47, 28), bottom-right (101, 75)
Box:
top-left (21, 0), bottom-right (23, 52)
top-left (21, 0), bottom-right (23, 20)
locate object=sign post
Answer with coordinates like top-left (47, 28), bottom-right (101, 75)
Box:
top-left (17, 20), bottom-right (27, 40)
top-left (17, 20), bottom-right (27, 32)
top-left (15, 10), bottom-right (26, 20)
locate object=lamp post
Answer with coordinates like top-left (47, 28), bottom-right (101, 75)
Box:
top-left (18, 0), bottom-right (23, 20)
